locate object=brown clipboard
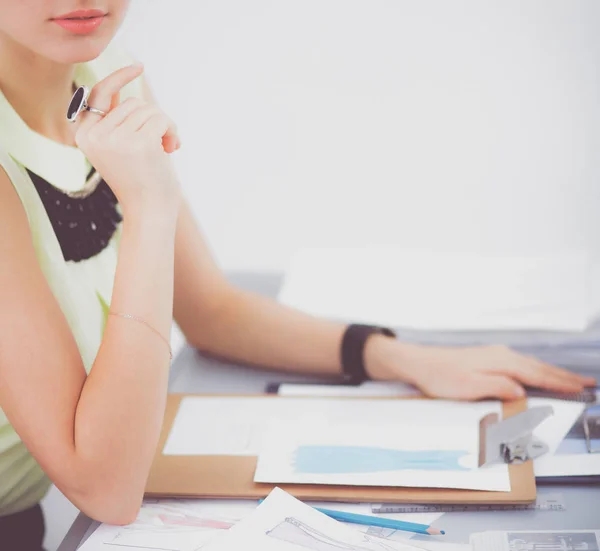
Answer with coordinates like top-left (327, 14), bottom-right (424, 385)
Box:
top-left (145, 394), bottom-right (536, 504)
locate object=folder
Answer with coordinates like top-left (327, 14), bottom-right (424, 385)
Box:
top-left (145, 394), bottom-right (539, 504)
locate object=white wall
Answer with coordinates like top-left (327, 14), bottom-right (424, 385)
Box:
top-left (116, 0), bottom-right (600, 273)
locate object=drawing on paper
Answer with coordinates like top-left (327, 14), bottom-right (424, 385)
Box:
top-left (102, 502), bottom-right (240, 551)
top-left (293, 446), bottom-right (470, 474)
top-left (556, 405), bottom-right (600, 455)
top-left (507, 532), bottom-right (600, 551)
top-left (266, 517), bottom-right (401, 551)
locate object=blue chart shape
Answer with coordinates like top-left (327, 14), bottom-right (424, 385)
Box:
top-left (294, 446), bottom-right (470, 474)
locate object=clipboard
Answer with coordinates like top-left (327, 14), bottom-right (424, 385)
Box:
top-left (145, 394), bottom-right (542, 504)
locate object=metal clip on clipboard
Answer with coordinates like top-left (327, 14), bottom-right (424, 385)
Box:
top-left (478, 406), bottom-right (554, 467)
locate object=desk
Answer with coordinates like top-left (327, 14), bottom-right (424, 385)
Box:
top-left (58, 272), bottom-right (600, 550)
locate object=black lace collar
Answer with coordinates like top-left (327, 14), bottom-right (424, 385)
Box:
top-left (27, 168), bottom-right (122, 263)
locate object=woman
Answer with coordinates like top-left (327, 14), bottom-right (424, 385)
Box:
top-left (0, 1), bottom-right (593, 548)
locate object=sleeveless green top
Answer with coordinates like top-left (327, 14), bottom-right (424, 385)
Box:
top-left (0, 43), bottom-right (144, 516)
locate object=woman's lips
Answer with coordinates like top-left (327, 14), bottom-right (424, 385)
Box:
top-left (52, 10), bottom-right (107, 35)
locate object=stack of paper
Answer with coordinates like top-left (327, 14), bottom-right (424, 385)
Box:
top-left (532, 399), bottom-right (600, 478)
top-left (204, 488), bottom-right (438, 551)
top-left (162, 396), bottom-right (510, 492)
top-left (278, 248), bottom-right (590, 331)
top-left (470, 530), bottom-right (600, 551)
top-left (78, 491), bottom-right (447, 551)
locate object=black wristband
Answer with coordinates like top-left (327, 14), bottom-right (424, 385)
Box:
top-left (341, 324), bottom-right (397, 383)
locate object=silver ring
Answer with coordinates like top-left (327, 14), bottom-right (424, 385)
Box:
top-left (67, 85), bottom-right (106, 122)
top-left (85, 105), bottom-right (107, 117)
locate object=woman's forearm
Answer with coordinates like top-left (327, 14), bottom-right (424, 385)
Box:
top-left (189, 287), bottom-right (347, 377)
top-left (71, 208), bottom-right (177, 523)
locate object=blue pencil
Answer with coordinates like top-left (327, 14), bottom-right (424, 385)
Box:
top-left (311, 507), bottom-right (445, 536)
top-left (257, 500), bottom-right (444, 536)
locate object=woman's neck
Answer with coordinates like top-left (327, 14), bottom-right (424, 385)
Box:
top-left (0, 33), bottom-right (79, 146)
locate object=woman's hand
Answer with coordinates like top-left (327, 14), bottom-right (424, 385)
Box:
top-left (365, 336), bottom-right (596, 400)
top-left (74, 63), bottom-right (181, 216)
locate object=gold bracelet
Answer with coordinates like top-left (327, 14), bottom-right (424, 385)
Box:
top-left (109, 312), bottom-right (173, 360)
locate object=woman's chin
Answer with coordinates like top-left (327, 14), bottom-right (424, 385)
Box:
top-left (39, 39), bottom-right (113, 65)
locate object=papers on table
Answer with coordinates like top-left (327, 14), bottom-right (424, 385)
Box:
top-left (204, 487), bottom-right (430, 551)
top-left (78, 492), bottom-right (444, 551)
top-left (253, 401), bottom-right (509, 492)
top-left (278, 248), bottom-right (590, 331)
top-left (533, 400), bottom-right (600, 478)
top-left (78, 499), bottom-right (258, 551)
top-left (163, 396), bottom-right (509, 493)
top-left (277, 381), bottom-right (420, 398)
top-left (470, 530), bottom-right (600, 551)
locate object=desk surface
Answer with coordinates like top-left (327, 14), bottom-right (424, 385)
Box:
top-left (58, 272), bottom-right (600, 551)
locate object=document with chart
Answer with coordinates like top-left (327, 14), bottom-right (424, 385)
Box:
top-left (254, 400), bottom-right (510, 491)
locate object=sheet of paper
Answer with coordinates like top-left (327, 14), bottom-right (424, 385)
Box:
top-left (353, 515), bottom-right (445, 545)
top-left (79, 497), bottom-right (444, 551)
top-left (204, 487), bottom-right (432, 551)
top-left (278, 248), bottom-right (590, 331)
top-left (78, 499), bottom-right (258, 551)
top-left (529, 398), bottom-right (586, 455)
top-left (470, 530), bottom-right (600, 551)
top-left (162, 397), bottom-right (502, 463)
top-left (254, 401), bottom-right (509, 492)
top-left (278, 382), bottom-right (421, 398)
top-left (164, 397), bottom-right (336, 456)
top-left (534, 401), bottom-right (600, 478)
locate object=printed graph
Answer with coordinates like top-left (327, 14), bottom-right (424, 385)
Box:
top-left (293, 446), bottom-right (470, 474)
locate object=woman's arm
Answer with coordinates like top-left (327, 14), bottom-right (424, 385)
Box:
top-left (173, 201), bottom-right (345, 376)
top-left (172, 201), bottom-right (595, 399)
top-left (137, 83), bottom-right (595, 399)
top-left (0, 169), bottom-right (175, 524)
top-left (0, 65), bottom-right (180, 525)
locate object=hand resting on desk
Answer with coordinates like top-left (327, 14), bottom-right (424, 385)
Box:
top-left (364, 336), bottom-right (595, 400)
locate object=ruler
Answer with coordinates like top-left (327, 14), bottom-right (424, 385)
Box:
top-left (371, 494), bottom-right (566, 514)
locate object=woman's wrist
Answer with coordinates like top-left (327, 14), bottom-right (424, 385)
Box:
top-left (121, 196), bottom-right (180, 232)
top-left (363, 334), bottom-right (423, 384)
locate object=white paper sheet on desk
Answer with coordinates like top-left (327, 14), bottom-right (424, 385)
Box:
top-left (77, 499), bottom-right (258, 551)
top-left (204, 487), bottom-right (429, 551)
top-left (278, 381), bottom-right (421, 398)
top-left (299, 501), bottom-right (443, 544)
top-left (162, 396), bottom-right (505, 493)
top-left (254, 401), bottom-right (509, 492)
top-left (278, 248), bottom-right (590, 331)
top-left (78, 499), bottom-right (443, 551)
top-left (532, 399), bottom-right (600, 478)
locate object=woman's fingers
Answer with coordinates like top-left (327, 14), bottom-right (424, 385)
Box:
top-left (118, 104), bottom-right (160, 133)
top-left (497, 356), bottom-right (586, 392)
top-left (116, 101), bottom-right (180, 152)
top-left (83, 92), bottom-right (181, 154)
top-left (541, 361), bottom-right (596, 387)
top-left (138, 113), bottom-right (173, 144)
top-left (463, 375), bottom-right (525, 401)
top-left (79, 63), bottom-right (145, 128)
top-left (163, 133), bottom-right (180, 154)
top-left (96, 97), bottom-right (144, 128)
